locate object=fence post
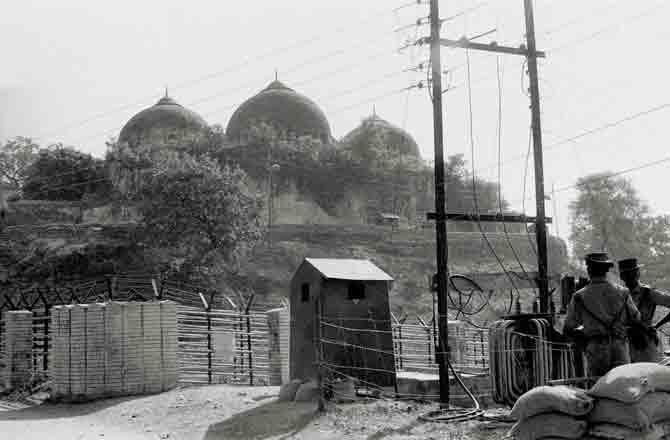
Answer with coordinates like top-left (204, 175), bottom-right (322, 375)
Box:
top-left (244, 295), bottom-right (255, 386)
top-left (479, 330), bottom-right (485, 369)
top-left (237, 313), bottom-right (244, 381)
top-left (199, 293), bottom-right (212, 385)
top-left (151, 279), bottom-right (161, 300)
top-left (246, 313), bottom-right (253, 385)
top-left (417, 315), bottom-right (432, 366)
top-left (43, 304), bottom-right (50, 373)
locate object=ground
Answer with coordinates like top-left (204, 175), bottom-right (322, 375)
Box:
top-left (0, 385), bottom-right (511, 440)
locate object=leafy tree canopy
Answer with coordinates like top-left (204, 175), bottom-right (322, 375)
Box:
top-left (22, 145), bottom-right (112, 202)
top-left (138, 152), bottom-right (265, 286)
top-left (569, 172), bottom-right (650, 262)
top-left (568, 172), bottom-right (670, 291)
top-left (0, 136), bottom-right (40, 189)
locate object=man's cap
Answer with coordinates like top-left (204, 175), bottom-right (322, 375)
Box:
top-left (585, 252), bottom-right (614, 267)
top-left (618, 258), bottom-right (642, 273)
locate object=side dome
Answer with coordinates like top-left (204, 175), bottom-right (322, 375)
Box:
top-left (119, 93), bottom-right (208, 147)
top-left (341, 113), bottom-right (421, 159)
top-left (226, 80), bottom-right (332, 143)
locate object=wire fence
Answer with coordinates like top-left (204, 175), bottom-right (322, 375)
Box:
top-left (315, 312), bottom-right (492, 403)
top-left (391, 321), bottom-right (489, 375)
top-left (0, 274), bottom-right (281, 388)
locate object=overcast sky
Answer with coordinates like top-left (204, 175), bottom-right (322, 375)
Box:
top-left (2, 0), bottom-right (669, 255)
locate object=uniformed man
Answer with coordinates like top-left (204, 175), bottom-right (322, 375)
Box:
top-left (618, 258), bottom-right (670, 362)
top-left (564, 252), bottom-right (641, 378)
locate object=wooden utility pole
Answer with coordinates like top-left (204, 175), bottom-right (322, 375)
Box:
top-left (523, 0), bottom-right (550, 314)
top-left (428, 0), bottom-right (451, 406)
top-left (427, 0), bottom-right (551, 318)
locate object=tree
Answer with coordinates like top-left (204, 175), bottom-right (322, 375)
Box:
top-left (569, 172), bottom-right (650, 262)
top-left (22, 145), bottom-right (112, 201)
top-left (138, 153), bottom-right (265, 286)
top-left (0, 137), bottom-right (40, 189)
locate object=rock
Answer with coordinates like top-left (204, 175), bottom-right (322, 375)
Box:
top-left (329, 378), bottom-right (356, 403)
top-left (279, 379), bottom-right (303, 402)
top-left (294, 380), bottom-right (321, 402)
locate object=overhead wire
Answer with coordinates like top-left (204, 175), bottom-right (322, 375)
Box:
top-left (522, 125), bottom-right (539, 258)
top-left (477, 100), bottom-right (670, 178)
top-left (464, 48), bottom-right (521, 306)
top-left (547, 2), bottom-right (667, 54)
top-left (32, 4), bottom-right (408, 141)
top-left (40, 2), bottom-right (493, 148)
top-left (494, 55), bottom-right (536, 291)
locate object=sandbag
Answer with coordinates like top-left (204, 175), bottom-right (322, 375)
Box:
top-left (510, 385), bottom-right (594, 421)
top-left (294, 380), bottom-right (321, 402)
top-left (508, 413), bottom-right (587, 440)
top-left (589, 363), bottom-right (670, 403)
top-left (588, 397), bottom-right (652, 431)
top-left (588, 423), bottom-right (664, 440)
top-left (644, 392), bottom-right (670, 423)
top-left (278, 379), bottom-right (303, 402)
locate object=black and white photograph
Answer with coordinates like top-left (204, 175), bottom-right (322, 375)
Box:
top-left (2, 1), bottom-right (670, 439)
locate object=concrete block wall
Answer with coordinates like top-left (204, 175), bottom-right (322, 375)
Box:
top-left (2, 311), bottom-right (33, 390)
top-left (50, 301), bottom-right (177, 401)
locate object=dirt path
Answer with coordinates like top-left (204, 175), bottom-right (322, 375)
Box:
top-left (281, 401), bottom-right (510, 440)
top-left (0, 385), bottom-right (283, 440)
top-left (0, 386), bottom-right (509, 440)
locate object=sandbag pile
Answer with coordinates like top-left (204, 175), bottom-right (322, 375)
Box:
top-left (509, 385), bottom-right (592, 440)
top-left (585, 363), bottom-right (670, 440)
top-left (509, 363), bottom-right (670, 440)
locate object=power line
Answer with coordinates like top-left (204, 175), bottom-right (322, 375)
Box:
top-left (539, 1), bottom-right (619, 37)
top-left (30, 3), bottom-right (409, 142)
top-left (464, 48), bottom-right (521, 298)
top-left (547, 2), bottom-right (667, 54)
top-left (494, 56), bottom-right (535, 289)
top-left (478, 100), bottom-right (670, 176)
top-left (190, 35), bottom-right (399, 108)
top-left (553, 156), bottom-right (670, 195)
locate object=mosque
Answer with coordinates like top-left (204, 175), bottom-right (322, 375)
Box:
top-left (118, 79), bottom-right (420, 157)
top-left (116, 78), bottom-right (424, 224)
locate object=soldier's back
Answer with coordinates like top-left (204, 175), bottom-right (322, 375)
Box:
top-left (575, 279), bottom-right (631, 337)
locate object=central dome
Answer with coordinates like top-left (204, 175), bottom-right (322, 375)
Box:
top-left (226, 80), bottom-right (332, 143)
top-left (119, 93), bottom-right (208, 147)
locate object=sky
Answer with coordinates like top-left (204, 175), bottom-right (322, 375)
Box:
top-left (2, 0), bottom-right (670, 256)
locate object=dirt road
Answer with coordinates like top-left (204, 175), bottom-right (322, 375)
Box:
top-left (0, 385), bottom-right (508, 440)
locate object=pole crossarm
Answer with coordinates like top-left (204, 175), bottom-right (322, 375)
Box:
top-left (415, 36), bottom-right (545, 58)
top-left (426, 212), bottom-right (552, 224)
top-left (439, 38), bottom-right (545, 57)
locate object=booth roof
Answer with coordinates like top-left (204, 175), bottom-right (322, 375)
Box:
top-left (304, 258), bottom-right (393, 281)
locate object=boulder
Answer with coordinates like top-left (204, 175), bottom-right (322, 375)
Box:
top-left (294, 380), bottom-right (321, 402)
top-left (278, 379), bottom-right (302, 402)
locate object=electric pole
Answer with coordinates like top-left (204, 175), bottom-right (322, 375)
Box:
top-left (428, 0), bottom-right (451, 406)
top-left (424, 0), bottom-right (551, 407)
top-left (523, 0), bottom-right (550, 314)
